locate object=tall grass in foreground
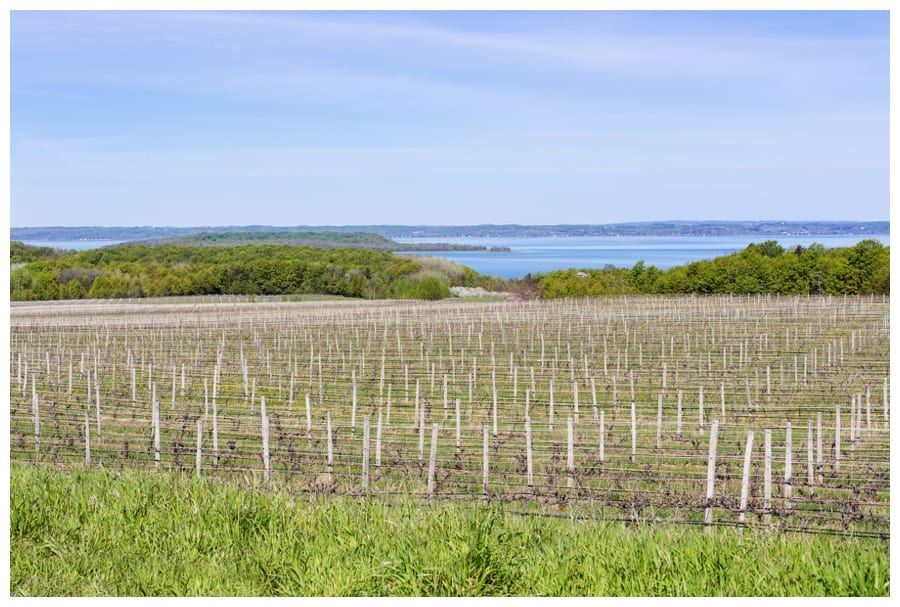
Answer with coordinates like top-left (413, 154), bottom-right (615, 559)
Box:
top-left (10, 464), bottom-right (889, 597)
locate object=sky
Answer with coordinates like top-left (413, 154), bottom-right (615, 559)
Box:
top-left (9, 8), bottom-right (891, 227)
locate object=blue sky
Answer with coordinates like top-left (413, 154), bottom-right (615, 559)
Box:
top-left (10, 10), bottom-right (890, 227)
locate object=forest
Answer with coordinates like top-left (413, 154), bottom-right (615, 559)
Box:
top-left (128, 230), bottom-right (495, 252)
top-left (9, 242), bottom-right (486, 301)
top-left (9, 238), bottom-right (889, 301)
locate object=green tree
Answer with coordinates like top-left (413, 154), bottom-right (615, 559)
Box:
top-left (746, 240), bottom-right (785, 258)
top-left (413, 276), bottom-right (451, 300)
top-left (88, 272), bottom-right (133, 299)
top-left (31, 271), bottom-right (62, 300)
top-left (845, 239), bottom-right (887, 294)
top-left (65, 280), bottom-right (87, 299)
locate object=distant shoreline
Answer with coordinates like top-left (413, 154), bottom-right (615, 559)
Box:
top-left (10, 220), bottom-right (889, 243)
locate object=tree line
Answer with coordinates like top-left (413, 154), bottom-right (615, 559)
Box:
top-left (531, 240), bottom-right (889, 298)
top-left (129, 230), bottom-right (493, 252)
top-left (9, 239), bottom-right (889, 301)
top-left (9, 243), bottom-right (484, 301)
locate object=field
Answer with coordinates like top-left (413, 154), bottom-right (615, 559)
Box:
top-left (9, 294), bottom-right (891, 595)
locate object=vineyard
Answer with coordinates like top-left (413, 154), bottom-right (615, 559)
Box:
top-left (9, 294), bottom-right (890, 538)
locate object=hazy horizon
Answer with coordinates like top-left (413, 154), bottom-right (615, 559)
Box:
top-left (11, 219), bottom-right (891, 230)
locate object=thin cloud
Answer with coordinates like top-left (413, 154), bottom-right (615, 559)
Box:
top-left (10, 11), bottom-right (888, 226)
top-left (13, 11), bottom-right (886, 96)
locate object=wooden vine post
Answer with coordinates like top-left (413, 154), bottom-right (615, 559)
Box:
top-left (704, 420), bottom-right (720, 529)
top-left (362, 415), bottom-right (370, 493)
top-left (567, 417), bottom-right (575, 489)
top-left (427, 424), bottom-right (439, 498)
top-left (764, 429), bottom-right (772, 526)
top-left (738, 431), bottom-right (754, 527)
top-left (196, 419), bottom-right (202, 477)
top-left (482, 425), bottom-right (490, 501)
top-left (84, 408), bottom-right (91, 466)
top-left (783, 421), bottom-right (792, 512)
top-left (525, 416), bottom-right (534, 493)
top-left (261, 397), bottom-right (270, 483)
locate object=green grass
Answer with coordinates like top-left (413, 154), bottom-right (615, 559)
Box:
top-left (10, 464), bottom-right (889, 597)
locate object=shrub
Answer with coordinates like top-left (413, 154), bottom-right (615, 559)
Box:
top-left (413, 276), bottom-right (451, 300)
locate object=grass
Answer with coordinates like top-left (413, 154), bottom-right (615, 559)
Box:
top-left (10, 464), bottom-right (889, 597)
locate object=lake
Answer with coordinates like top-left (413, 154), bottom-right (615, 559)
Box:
top-left (20, 234), bottom-right (890, 280)
top-left (394, 234), bottom-right (890, 279)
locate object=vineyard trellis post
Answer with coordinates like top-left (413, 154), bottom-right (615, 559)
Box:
top-left (261, 397), bottom-right (270, 483)
top-left (482, 425), bottom-right (489, 501)
top-left (835, 405), bottom-right (841, 471)
top-left (676, 389), bottom-right (683, 439)
top-left (351, 370), bottom-right (358, 436)
top-left (455, 398), bottom-right (461, 453)
top-left (656, 393), bottom-right (663, 450)
top-left (326, 411), bottom-right (334, 478)
top-left (95, 368), bottom-right (101, 439)
top-left (698, 385), bottom-right (705, 434)
top-left (427, 424), bottom-right (438, 498)
top-left (153, 397), bottom-right (161, 470)
top-left (598, 410), bottom-right (605, 466)
top-left (196, 419), bottom-right (202, 477)
top-left (806, 420), bottom-right (814, 494)
top-left (375, 409), bottom-right (383, 470)
top-left (362, 415), bottom-right (370, 493)
top-left (418, 403), bottom-right (426, 464)
top-left (816, 412), bottom-right (823, 485)
top-left (573, 382), bottom-right (580, 424)
top-left (567, 417), bottom-right (575, 489)
top-left (630, 401), bottom-right (637, 463)
top-left (84, 408), bottom-right (90, 466)
top-left (414, 378), bottom-right (420, 430)
top-left (738, 430), bottom-right (754, 527)
top-left (704, 420), bottom-right (719, 529)
top-left (212, 396), bottom-right (219, 468)
top-left (784, 421), bottom-right (792, 512)
top-left (305, 394), bottom-right (313, 444)
top-left (525, 416), bottom-right (533, 493)
top-left (31, 377), bottom-right (40, 458)
top-left (764, 428), bottom-right (772, 527)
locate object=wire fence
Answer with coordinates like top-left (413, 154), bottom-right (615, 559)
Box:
top-left (10, 294), bottom-right (890, 538)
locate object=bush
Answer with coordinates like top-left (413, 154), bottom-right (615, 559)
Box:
top-left (413, 276), bottom-right (451, 300)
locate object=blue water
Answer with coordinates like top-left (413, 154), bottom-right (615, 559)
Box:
top-left (21, 235), bottom-right (890, 280)
top-left (395, 235), bottom-right (891, 279)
